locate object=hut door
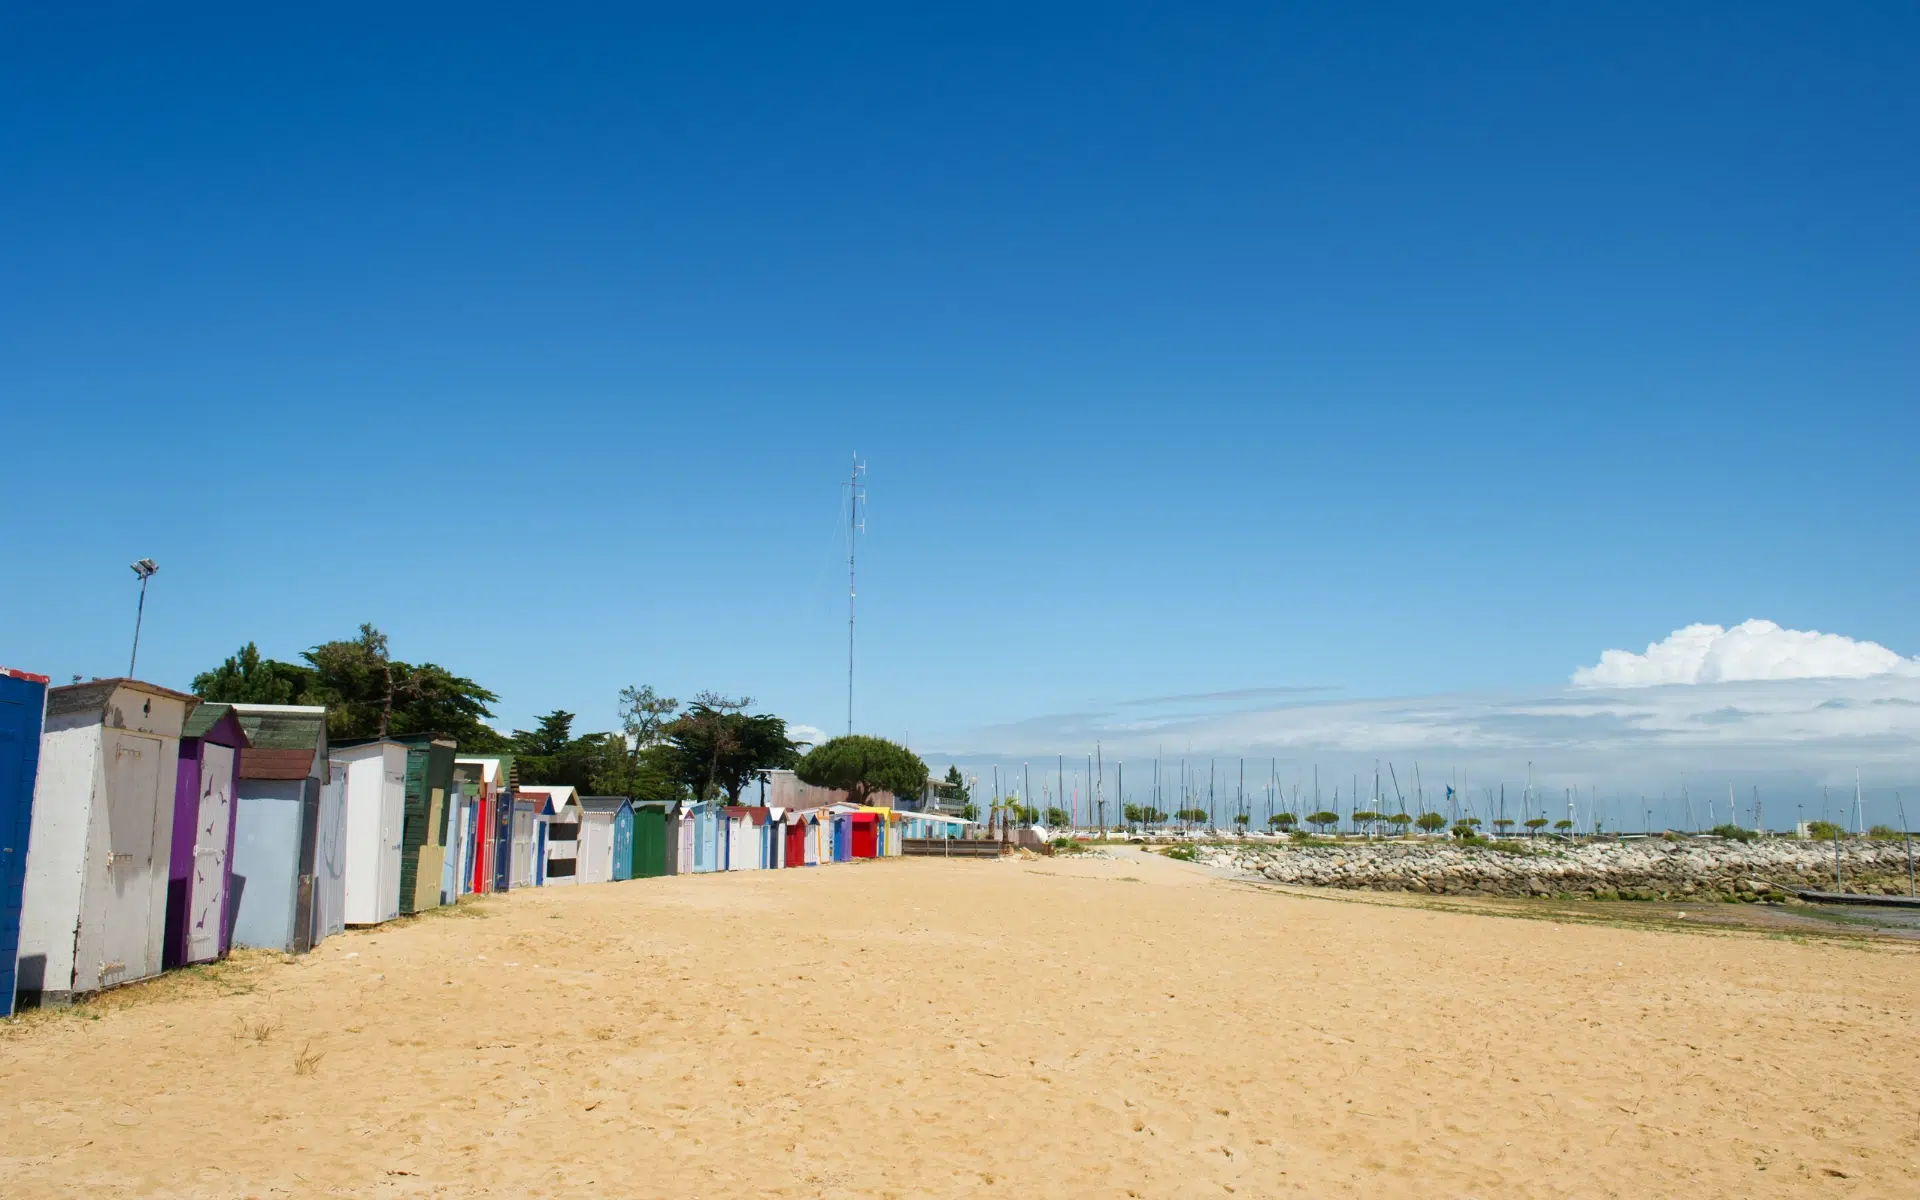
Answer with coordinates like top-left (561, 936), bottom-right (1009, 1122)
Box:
top-left (102, 731), bottom-right (164, 985)
top-left (186, 743), bottom-right (234, 963)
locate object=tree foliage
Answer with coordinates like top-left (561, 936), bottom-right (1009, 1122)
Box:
top-left (664, 696), bottom-right (803, 803)
top-left (192, 626), bottom-right (504, 749)
top-left (1416, 812), bottom-right (1448, 834)
top-left (793, 735), bottom-right (928, 807)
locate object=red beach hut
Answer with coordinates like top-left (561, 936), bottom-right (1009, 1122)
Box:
top-left (850, 812), bottom-right (879, 859)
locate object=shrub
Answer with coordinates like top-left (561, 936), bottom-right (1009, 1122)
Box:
top-left (1711, 823), bottom-right (1756, 843)
top-left (1162, 844), bottom-right (1197, 862)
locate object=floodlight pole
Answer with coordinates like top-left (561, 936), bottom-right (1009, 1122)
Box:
top-left (128, 558), bottom-right (158, 677)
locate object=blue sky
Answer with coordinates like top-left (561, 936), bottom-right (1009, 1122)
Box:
top-left (5, 5), bottom-right (1917, 783)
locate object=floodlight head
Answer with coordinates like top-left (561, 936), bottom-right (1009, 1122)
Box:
top-left (131, 558), bottom-right (158, 579)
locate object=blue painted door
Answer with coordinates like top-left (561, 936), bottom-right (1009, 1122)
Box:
top-left (611, 808), bottom-right (634, 882)
top-left (0, 670), bottom-right (49, 1017)
top-left (492, 792), bottom-right (512, 892)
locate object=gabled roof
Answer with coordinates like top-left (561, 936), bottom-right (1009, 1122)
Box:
top-left (229, 704), bottom-right (328, 749)
top-left (47, 678), bottom-right (199, 720)
top-left (182, 703), bottom-right (251, 748)
top-left (579, 796), bottom-right (631, 814)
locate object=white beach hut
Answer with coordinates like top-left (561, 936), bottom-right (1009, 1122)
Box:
top-left (576, 796), bottom-right (625, 885)
top-left (331, 740), bottom-right (406, 926)
top-left (16, 679), bottom-right (195, 1006)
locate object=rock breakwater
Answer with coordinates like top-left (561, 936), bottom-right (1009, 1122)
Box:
top-left (1199, 839), bottom-right (1917, 902)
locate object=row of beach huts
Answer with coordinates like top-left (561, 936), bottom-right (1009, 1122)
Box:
top-left (0, 673), bottom-right (969, 1016)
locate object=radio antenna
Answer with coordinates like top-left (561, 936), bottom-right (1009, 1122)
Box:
top-left (846, 454), bottom-right (866, 736)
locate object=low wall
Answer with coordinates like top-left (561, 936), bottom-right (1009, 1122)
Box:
top-left (1199, 838), bottom-right (1918, 902)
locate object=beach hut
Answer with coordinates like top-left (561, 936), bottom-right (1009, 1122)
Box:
top-left (832, 811), bottom-right (853, 863)
top-left (509, 794), bottom-right (541, 886)
top-left (16, 679), bottom-right (194, 1006)
top-left (331, 740), bottom-right (406, 926)
top-left (691, 803), bottom-right (722, 873)
top-left (0, 667), bottom-right (50, 1017)
top-left (520, 786), bottom-right (581, 885)
top-left (752, 810), bottom-right (775, 864)
top-left (632, 801), bottom-right (670, 878)
top-left (806, 810), bottom-right (826, 865)
top-left (606, 800), bottom-right (636, 881)
top-left (850, 812), bottom-right (879, 859)
top-left (577, 796), bottom-right (627, 885)
top-left (783, 810), bottom-right (808, 868)
top-left (666, 803), bottom-right (694, 875)
top-left (225, 704), bottom-right (337, 954)
top-left (346, 735), bottom-right (456, 915)
top-left (723, 806), bottom-right (758, 871)
top-left (164, 704), bottom-right (248, 969)
top-left (451, 754), bottom-right (512, 896)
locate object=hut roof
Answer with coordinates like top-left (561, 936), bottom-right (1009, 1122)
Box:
top-left (578, 796), bottom-right (631, 814)
top-left (181, 703), bottom-right (251, 748)
top-left (46, 678), bottom-right (198, 720)
top-left (229, 703), bottom-right (328, 780)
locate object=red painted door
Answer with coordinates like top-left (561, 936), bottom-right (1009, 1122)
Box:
top-left (851, 815), bottom-right (877, 858)
top-left (784, 820), bottom-right (806, 866)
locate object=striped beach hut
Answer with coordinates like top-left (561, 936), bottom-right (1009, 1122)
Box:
top-left (17, 679), bottom-right (195, 1006)
top-left (520, 786), bottom-right (582, 886)
top-left (0, 667), bottom-right (50, 1017)
top-left (164, 704), bottom-right (248, 969)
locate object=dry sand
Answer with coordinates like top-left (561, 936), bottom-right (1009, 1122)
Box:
top-left (2, 848), bottom-right (1916, 1197)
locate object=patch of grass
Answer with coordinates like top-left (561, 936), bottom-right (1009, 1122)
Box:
top-left (293, 1041), bottom-right (324, 1076)
top-left (233, 1015), bottom-right (280, 1044)
top-left (1161, 844), bottom-right (1198, 862)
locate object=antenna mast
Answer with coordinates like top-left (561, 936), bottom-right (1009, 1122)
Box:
top-left (846, 455), bottom-right (866, 736)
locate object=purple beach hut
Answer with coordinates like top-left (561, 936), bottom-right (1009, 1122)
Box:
top-left (164, 703), bottom-right (248, 969)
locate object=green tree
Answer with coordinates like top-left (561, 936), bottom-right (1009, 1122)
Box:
top-left (1175, 807), bottom-right (1209, 829)
top-left (192, 642), bottom-right (318, 705)
top-left (959, 802), bottom-right (980, 822)
top-left (1047, 806), bottom-right (1070, 827)
top-left (793, 734), bottom-right (928, 807)
top-left (1307, 810), bottom-right (1340, 834)
top-left (1524, 817), bottom-right (1549, 838)
top-left (1416, 812), bottom-right (1447, 835)
top-left (665, 696), bottom-right (803, 803)
top-left (1233, 812), bottom-right (1250, 829)
top-left (937, 765), bottom-right (970, 812)
top-left (1553, 819), bottom-right (1574, 835)
top-left (1806, 820), bottom-right (1845, 841)
top-left (1453, 817), bottom-right (1483, 839)
top-left (197, 625), bottom-right (504, 747)
top-left (1492, 818), bottom-right (1516, 836)
top-left (1269, 811), bottom-right (1297, 830)
top-left (1388, 812), bottom-right (1414, 836)
top-left (1352, 810), bottom-right (1381, 838)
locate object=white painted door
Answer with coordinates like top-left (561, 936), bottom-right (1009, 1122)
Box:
top-left (101, 731), bottom-right (163, 987)
top-left (378, 765), bottom-right (404, 920)
top-left (186, 744), bottom-right (234, 962)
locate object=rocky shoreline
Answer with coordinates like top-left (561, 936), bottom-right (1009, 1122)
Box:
top-left (1197, 838), bottom-right (1918, 902)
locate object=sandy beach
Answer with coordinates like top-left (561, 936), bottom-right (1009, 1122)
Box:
top-left (2, 848), bottom-right (1916, 1198)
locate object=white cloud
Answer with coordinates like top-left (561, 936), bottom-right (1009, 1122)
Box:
top-left (1572, 620), bottom-right (1918, 687)
top-left (789, 723), bottom-right (828, 749)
